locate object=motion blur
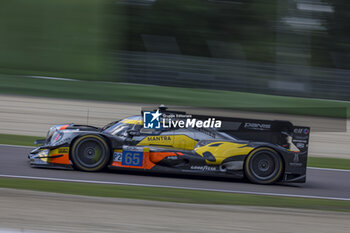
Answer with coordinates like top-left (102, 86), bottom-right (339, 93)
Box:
top-left (1, 0), bottom-right (350, 100)
top-left (1, 1), bottom-right (350, 233)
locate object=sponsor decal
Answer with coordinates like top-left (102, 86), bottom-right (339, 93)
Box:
top-left (244, 123), bottom-right (271, 130)
top-left (190, 166), bottom-right (217, 171)
top-left (292, 139), bottom-right (307, 143)
top-left (293, 135), bottom-right (309, 140)
top-left (296, 143), bottom-right (305, 149)
top-left (113, 152), bottom-right (122, 162)
top-left (143, 110), bottom-right (222, 129)
top-left (147, 136), bottom-right (172, 142)
top-left (58, 148), bottom-right (69, 154)
top-left (123, 146), bottom-right (143, 152)
top-left (62, 129), bottom-right (80, 133)
top-left (59, 137), bottom-right (71, 144)
top-left (294, 128), bottom-right (310, 135)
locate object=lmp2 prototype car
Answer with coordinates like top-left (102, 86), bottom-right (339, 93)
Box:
top-left (28, 106), bottom-right (310, 184)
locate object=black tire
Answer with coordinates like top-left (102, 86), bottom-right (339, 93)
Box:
top-left (71, 135), bottom-right (110, 172)
top-left (244, 147), bottom-right (283, 184)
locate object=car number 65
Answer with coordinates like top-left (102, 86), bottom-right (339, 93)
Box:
top-left (122, 151), bottom-right (143, 167)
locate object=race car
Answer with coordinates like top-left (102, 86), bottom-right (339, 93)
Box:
top-left (28, 106), bottom-right (310, 184)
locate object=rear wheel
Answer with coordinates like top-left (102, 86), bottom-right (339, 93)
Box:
top-left (244, 147), bottom-right (283, 184)
top-left (71, 135), bottom-right (110, 172)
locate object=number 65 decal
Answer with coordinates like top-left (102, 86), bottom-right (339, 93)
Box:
top-left (122, 151), bottom-right (144, 167)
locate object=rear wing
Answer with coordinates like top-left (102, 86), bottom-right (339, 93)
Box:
top-left (213, 117), bottom-right (294, 146)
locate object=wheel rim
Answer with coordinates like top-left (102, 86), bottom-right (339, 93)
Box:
top-left (74, 138), bottom-right (106, 168)
top-left (249, 150), bottom-right (280, 181)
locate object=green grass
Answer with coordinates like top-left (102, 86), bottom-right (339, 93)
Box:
top-left (308, 157), bottom-right (350, 170)
top-left (0, 134), bottom-right (37, 147)
top-left (0, 75), bottom-right (349, 118)
top-left (0, 177), bottom-right (349, 212)
top-left (0, 0), bottom-right (115, 81)
top-left (1, 133), bottom-right (349, 170)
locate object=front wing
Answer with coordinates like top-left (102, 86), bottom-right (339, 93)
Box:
top-left (29, 146), bottom-right (73, 170)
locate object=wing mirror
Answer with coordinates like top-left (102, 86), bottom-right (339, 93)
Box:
top-left (34, 139), bottom-right (46, 145)
top-left (127, 130), bottom-right (140, 137)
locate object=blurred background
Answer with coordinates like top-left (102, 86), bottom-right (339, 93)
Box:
top-left (1, 2), bottom-right (350, 232)
top-left (1, 0), bottom-right (350, 100)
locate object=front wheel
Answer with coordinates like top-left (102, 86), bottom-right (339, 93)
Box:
top-left (244, 147), bottom-right (283, 184)
top-left (71, 135), bottom-right (110, 172)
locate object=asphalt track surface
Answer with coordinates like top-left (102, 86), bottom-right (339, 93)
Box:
top-left (1, 145), bottom-right (350, 200)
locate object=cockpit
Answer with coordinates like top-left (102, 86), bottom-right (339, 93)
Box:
top-left (103, 116), bottom-right (143, 136)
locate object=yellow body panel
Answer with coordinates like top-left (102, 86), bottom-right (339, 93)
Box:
top-left (121, 119), bottom-right (143, 125)
top-left (137, 135), bottom-right (197, 151)
top-left (39, 147), bottom-right (70, 163)
top-left (49, 147), bottom-right (69, 155)
top-left (194, 142), bottom-right (254, 165)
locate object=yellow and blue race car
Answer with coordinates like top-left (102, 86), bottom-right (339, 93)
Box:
top-left (28, 106), bottom-right (310, 184)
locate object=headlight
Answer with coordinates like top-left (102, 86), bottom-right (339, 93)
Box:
top-left (51, 131), bottom-right (64, 144)
top-left (46, 124), bottom-right (70, 142)
top-left (37, 149), bottom-right (49, 158)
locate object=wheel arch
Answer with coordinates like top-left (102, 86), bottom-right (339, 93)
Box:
top-left (243, 145), bottom-right (285, 183)
top-left (69, 133), bottom-right (112, 169)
